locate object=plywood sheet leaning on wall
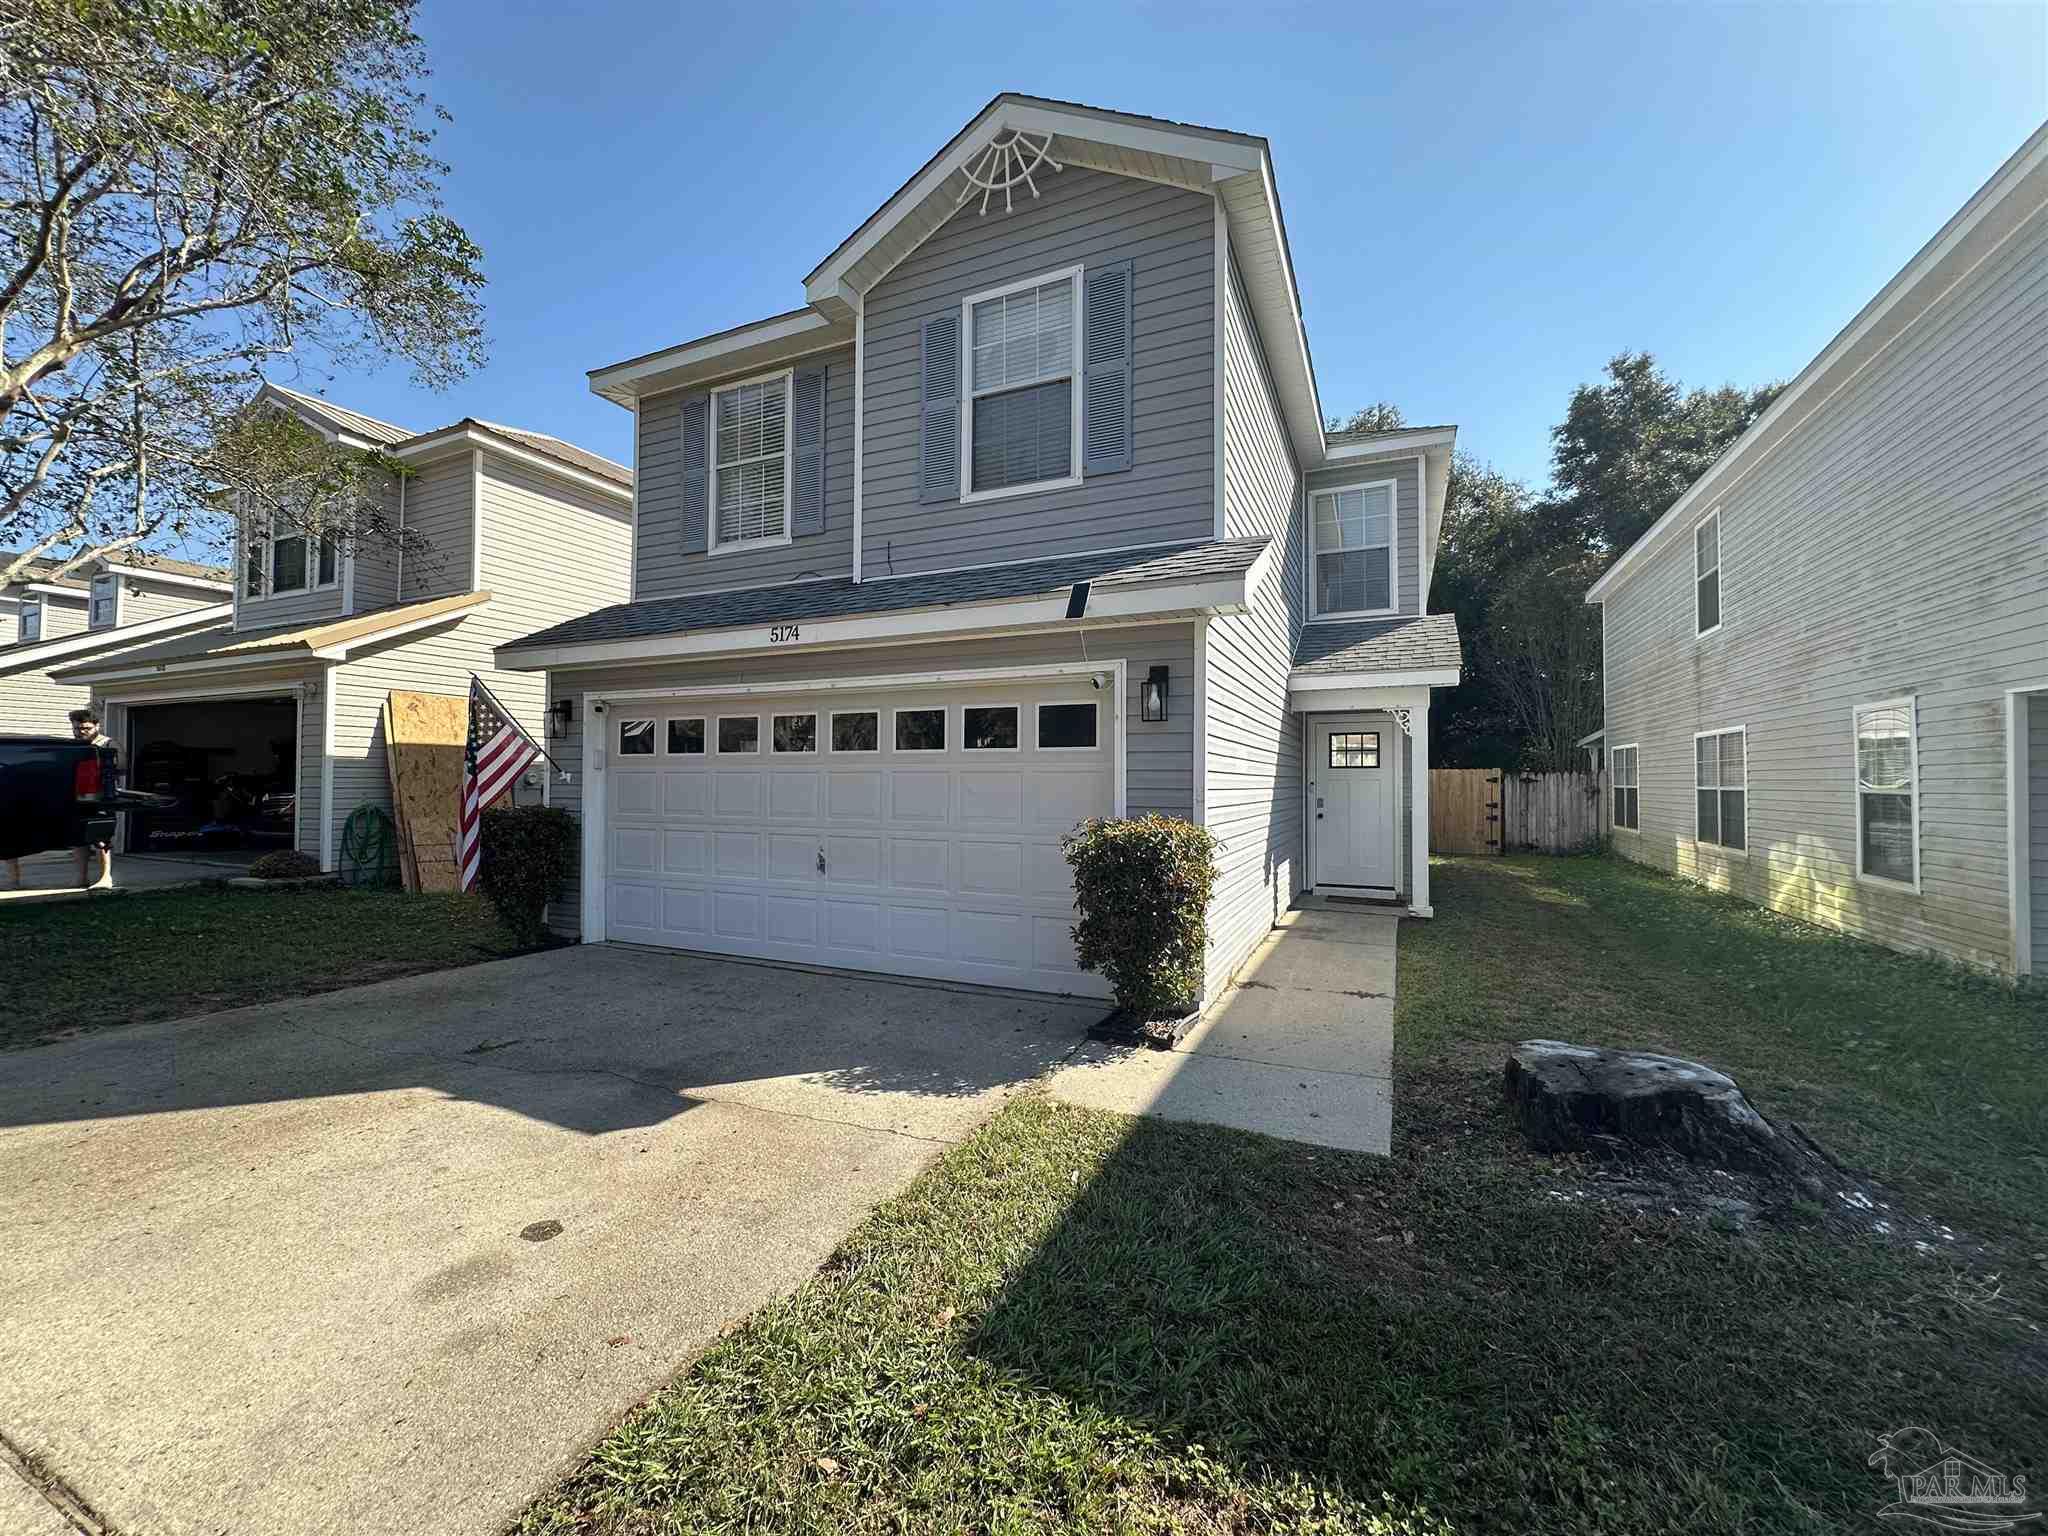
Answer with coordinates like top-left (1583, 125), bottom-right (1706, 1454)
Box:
top-left (383, 689), bottom-right (468, 893)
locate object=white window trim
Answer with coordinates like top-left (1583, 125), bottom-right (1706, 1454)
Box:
top-left (17, 595), bottom-right (43, 642)
top-left (242, 513), bottom-right (341, 602)
top-left (1692, 725), bottom-right (1748, 855)
top-left (957, 263), bottom-right (1085, 506)
top-left (662, 716), bottom-right (706, 756)
top-left (1035, 700), bottom-right (1101, 752)
top-left (828, 708), bottom-right (881, 753)
top-left (770, 711), bottom-right (820, 755)
top-left (1612, 742), bottom-right (1641, 833)
top-left (714, 714), bottom-right (762, 754)
top-left (890, 704), bottom-right (948, 754)
top-left (707, 367), bottom-right (795, 557)
top-left (961, 701), bottom-right (1023, 753)
top-left (87, 573), bottom-right (120, 630)
top-left (1694, 508), bottom-right (1723, 640)
top-left (1309, 476), bottom-right (1400, 621)
top-left (1852, 695), bottom-right (1922, 893)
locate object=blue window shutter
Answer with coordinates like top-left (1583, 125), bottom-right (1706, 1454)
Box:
top-left (1083, 259), bottom-right (1134, 475)
top-left (919, 313), bottom-right (960, 503)
top-left (791, 365), bottom-right (826, 536)
top-left (680, 393), bottom-right (709, 554)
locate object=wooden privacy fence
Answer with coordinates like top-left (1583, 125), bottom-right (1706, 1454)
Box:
top-left (1431, 768), bottom-right (1606, 856)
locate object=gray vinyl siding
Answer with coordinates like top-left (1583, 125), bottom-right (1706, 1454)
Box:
top-left (635, 345), bottom-right (855, 598)
top-left (324, 453), bottom-right (632, 866)
top-left (350, 475), bottom-right (404, 610)
top-left (0, 594), bottom-right (89, 735)
top-left (1205, 252), bottom-right (1307, 997)
top-left (397, 456), bottom-right (475, 602)
top-left (1600, 198), bottom-right (2048, 974)
top-left (1302, 456), bottom-right (1422, 618)
top-left (117, 576), bottom-right (221, 625)
top-left (861, 165), bottom-right (1216, 579)
top-left (541, 622), bottom-right (1196, 939)
top-left (236, 546), bottom-right (347, 630)
top-left (2031, 696), bottom-right (2047, 970)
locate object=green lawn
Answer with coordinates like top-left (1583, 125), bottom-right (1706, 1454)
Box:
top-left (520, 855), bottom-right (2046, 1535)
top-left (0, 885), bottom-right (536, 1050)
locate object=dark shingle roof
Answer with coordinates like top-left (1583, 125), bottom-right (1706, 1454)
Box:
top-left (1293, 613), bottom-right (1461, 675)
top-left (503, 537), bottom-right (1271, 654)
top-left (1326, 423), bottom-right (1456, 445)
top-left (107, 552), bottom-right (231, 583)
top-left (1, 551), bottom-right (87, 589)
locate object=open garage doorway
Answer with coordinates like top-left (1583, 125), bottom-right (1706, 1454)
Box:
top-left (123, 696), bottom-right (299, 856)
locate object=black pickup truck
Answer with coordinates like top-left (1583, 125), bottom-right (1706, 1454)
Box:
top-left (0, 735), bottom-right (174, 861)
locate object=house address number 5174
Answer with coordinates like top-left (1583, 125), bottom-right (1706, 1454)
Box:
top-left (768, 624), bottom-right (800, 644)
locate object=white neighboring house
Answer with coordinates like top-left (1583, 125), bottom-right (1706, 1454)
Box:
top-left (1586, 123), bottom-right (2048, 978)
top-left (54, 384), bottom-right (632, 869)
top-left (496, 96), bottom-right (1464, 1004)
top-left (0, 552), bottom-right (233, 735)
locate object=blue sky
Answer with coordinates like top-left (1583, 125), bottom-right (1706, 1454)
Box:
top-left (309, 0), bottom-right (2045, 493)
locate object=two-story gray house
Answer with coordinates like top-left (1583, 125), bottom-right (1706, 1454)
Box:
top-left (499, 97), bottom-right (1462, 1002)
top-left (57, 384), bottom-right (632, 871)
top-left (1587, 123), bottom-right (2047, 979)
top-left (1, 552), bottom-right (232, 735)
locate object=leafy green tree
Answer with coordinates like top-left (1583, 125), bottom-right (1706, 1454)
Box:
top-left (0, 0), bottom-right (486, 585)
top-left (1328, 402), bottom-right (1406, 435)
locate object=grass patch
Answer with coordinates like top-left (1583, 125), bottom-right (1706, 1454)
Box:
top-left (521, 856), bottom-right (2046, 1535)
top-left (0, 884), bottom-right (536, 1049)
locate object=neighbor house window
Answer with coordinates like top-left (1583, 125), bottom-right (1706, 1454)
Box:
top-left (1695, 511), bottom-right (1721, 636)
top-left (245, 515), bottom-right (337, 598)
top-left (1694, 727), bottom-right (1746, 850)
top-left (1612, 744), bottom-right (1639, 831)
top-left (711, 373), bottom-right (790, 551)
top-left (963, 267), bottom-right (1080, 498)
top-left (17, 597), bottom-right (41, 642)
top-left (1854, 698), bottom-right (1918, 888)
top-left (1312, 480), bottom-right (1396, 617)
top-left (87, 573), bottom-right (118, 628)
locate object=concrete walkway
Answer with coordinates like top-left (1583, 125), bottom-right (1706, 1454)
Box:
top-left (1048, 902), bottom-right (1398, 1154)
top-left (0, 849), bottom-right (257, 904)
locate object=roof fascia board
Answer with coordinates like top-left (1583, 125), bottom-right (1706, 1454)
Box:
top-left (1317, 428), bottom-right (1457, 462)
top-left (108, 566), bottom-right (232, 593)
top-left (1288, 668), bottom-right (1461, 693)
top-left (395, 428), bottom-right (632, 502)
top-left (498, 571), bottom-right (1254, 672)
top-left (1588, 124), bottom-right (2048, 604)
top-left (586, 310), bottom-right (848, 404)
top-left (0, 602), bottom-right (230, 673)
top-left (22, 582), bottom-right (87, 600)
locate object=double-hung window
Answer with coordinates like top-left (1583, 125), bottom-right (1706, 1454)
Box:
top-left (244, 514), bottom-right (337, 599)
top-left (1854, 697), bottom-right (1919, 888)
top-left (1694, 727), bottom-right (1746, 850)
top-left (962, 267), bottom-right (1080, 499)
top-left (88, 573), bottom-right (118, 629)
top-left (711, 373), bottom-right (790, 552)
top-left (1612, 744), bottom-right (1639, 831)
top-left (1312, 480), bottom-right (1396, 617)
top-left (17, 597), bottom-right (41, 642)
top-left (1695, 511), bottom-right (1721, 636)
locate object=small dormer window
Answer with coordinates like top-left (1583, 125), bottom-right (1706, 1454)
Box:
top-left (243, 513), bottom-right (339, 598)
top-left (88, 573), bottom-right (118, 629)
top-left (17, 597), bottom-right (40, 642)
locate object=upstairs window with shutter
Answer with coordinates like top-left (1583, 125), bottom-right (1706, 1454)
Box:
top-left (710, 371), bottom-right (791, 553)
top-left (1311, 479), bottom-right (1397, 618)
top-left (959, 265), bottom-right (1082, 501)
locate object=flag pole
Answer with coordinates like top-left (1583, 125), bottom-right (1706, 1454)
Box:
top-left (470, 672), bottom-right (570, 777)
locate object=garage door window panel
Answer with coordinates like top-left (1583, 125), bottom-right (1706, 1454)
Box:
top-left (718, 716), bottom-right (760, 754)
top-left (964, 705), bottom-right (1020, 751)
top-left (618, 719), bottom-right (655, 756)
top-left (894, 708), bottom-right (946, 753)
top-left (773, 714), bottom-right (818, 754)
top-left (831, 711), bottom-right (879, 752)
top-left (1037, 703), bottom-right (1098, 750)
top-left (666, 718), bottom-right (705, 755)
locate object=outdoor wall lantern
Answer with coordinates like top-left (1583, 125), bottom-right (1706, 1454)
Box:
top-left (1141, 665), bottom-right (1169, 723)
top-left (547, 698), bottom-right (574, 741)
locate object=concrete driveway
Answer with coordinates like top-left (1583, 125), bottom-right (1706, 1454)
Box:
top-left (0, 945), bottom-right (1101, 1535)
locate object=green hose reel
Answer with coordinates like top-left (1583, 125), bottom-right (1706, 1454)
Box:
top-left (339, 804), bottom-right (400, 889)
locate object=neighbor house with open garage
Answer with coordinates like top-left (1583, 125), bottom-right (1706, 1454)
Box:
top-left (497, 95), bottom-right (1462, 1003)
top-left (1586, 122), bottom-right (2047, 978)
top-left (0, 552), bottom-right (233, 736)
top-left (55, 385), bottom-right (632, 872)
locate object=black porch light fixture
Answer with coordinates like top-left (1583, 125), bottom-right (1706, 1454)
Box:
top-left (547, 698), bottom-right (574, 741)
top-left (1141, 665), bottom-right (1169, 723)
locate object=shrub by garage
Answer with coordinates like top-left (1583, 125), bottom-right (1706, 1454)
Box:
top-left (1062, 814), bottom-right (1218, 1037)
top-left (478, 804), bottom-right (577, 945)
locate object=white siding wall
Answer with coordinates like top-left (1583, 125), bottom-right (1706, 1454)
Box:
top-left (117, 576), bottom-right (223, 625)
top-left (2030, 695), bottom-right (2047, 968)
top-left (1205, 254), bottom-right (1305, 997)
top-left (397, 457), bottom-right (475, 602)
top-left (543, 623), bottom-right (1197, 940)
top-left (1600, 201), bottom-right (2048, 972)
top-left (0, 594), bottom-right (89, 735)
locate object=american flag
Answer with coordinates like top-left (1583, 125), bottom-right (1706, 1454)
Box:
top-left (458, 674), bottom-right (543, 892)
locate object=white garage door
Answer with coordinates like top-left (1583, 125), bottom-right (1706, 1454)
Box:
top-left (602, 680), bottom-right (1114, 996)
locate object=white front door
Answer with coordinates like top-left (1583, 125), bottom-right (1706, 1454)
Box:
top-left (602, 680), bottom-right (1114, 996)
top-left (1311, 718), bottom-right (1398, 890)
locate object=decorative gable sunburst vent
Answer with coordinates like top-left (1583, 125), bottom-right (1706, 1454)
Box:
top-left (958, 130), bottom-right (1063, 216)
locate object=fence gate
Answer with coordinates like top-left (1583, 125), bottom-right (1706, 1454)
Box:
top-left (1429, 769), bottom-right (1501, 855)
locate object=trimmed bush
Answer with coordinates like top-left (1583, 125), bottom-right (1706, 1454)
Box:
top-left (478, 804), bottom-right (577, 945)
top-left (1061, 814), bottom-right (1218, 1019)
top-left (246, 849), bottom-right (321, 880)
